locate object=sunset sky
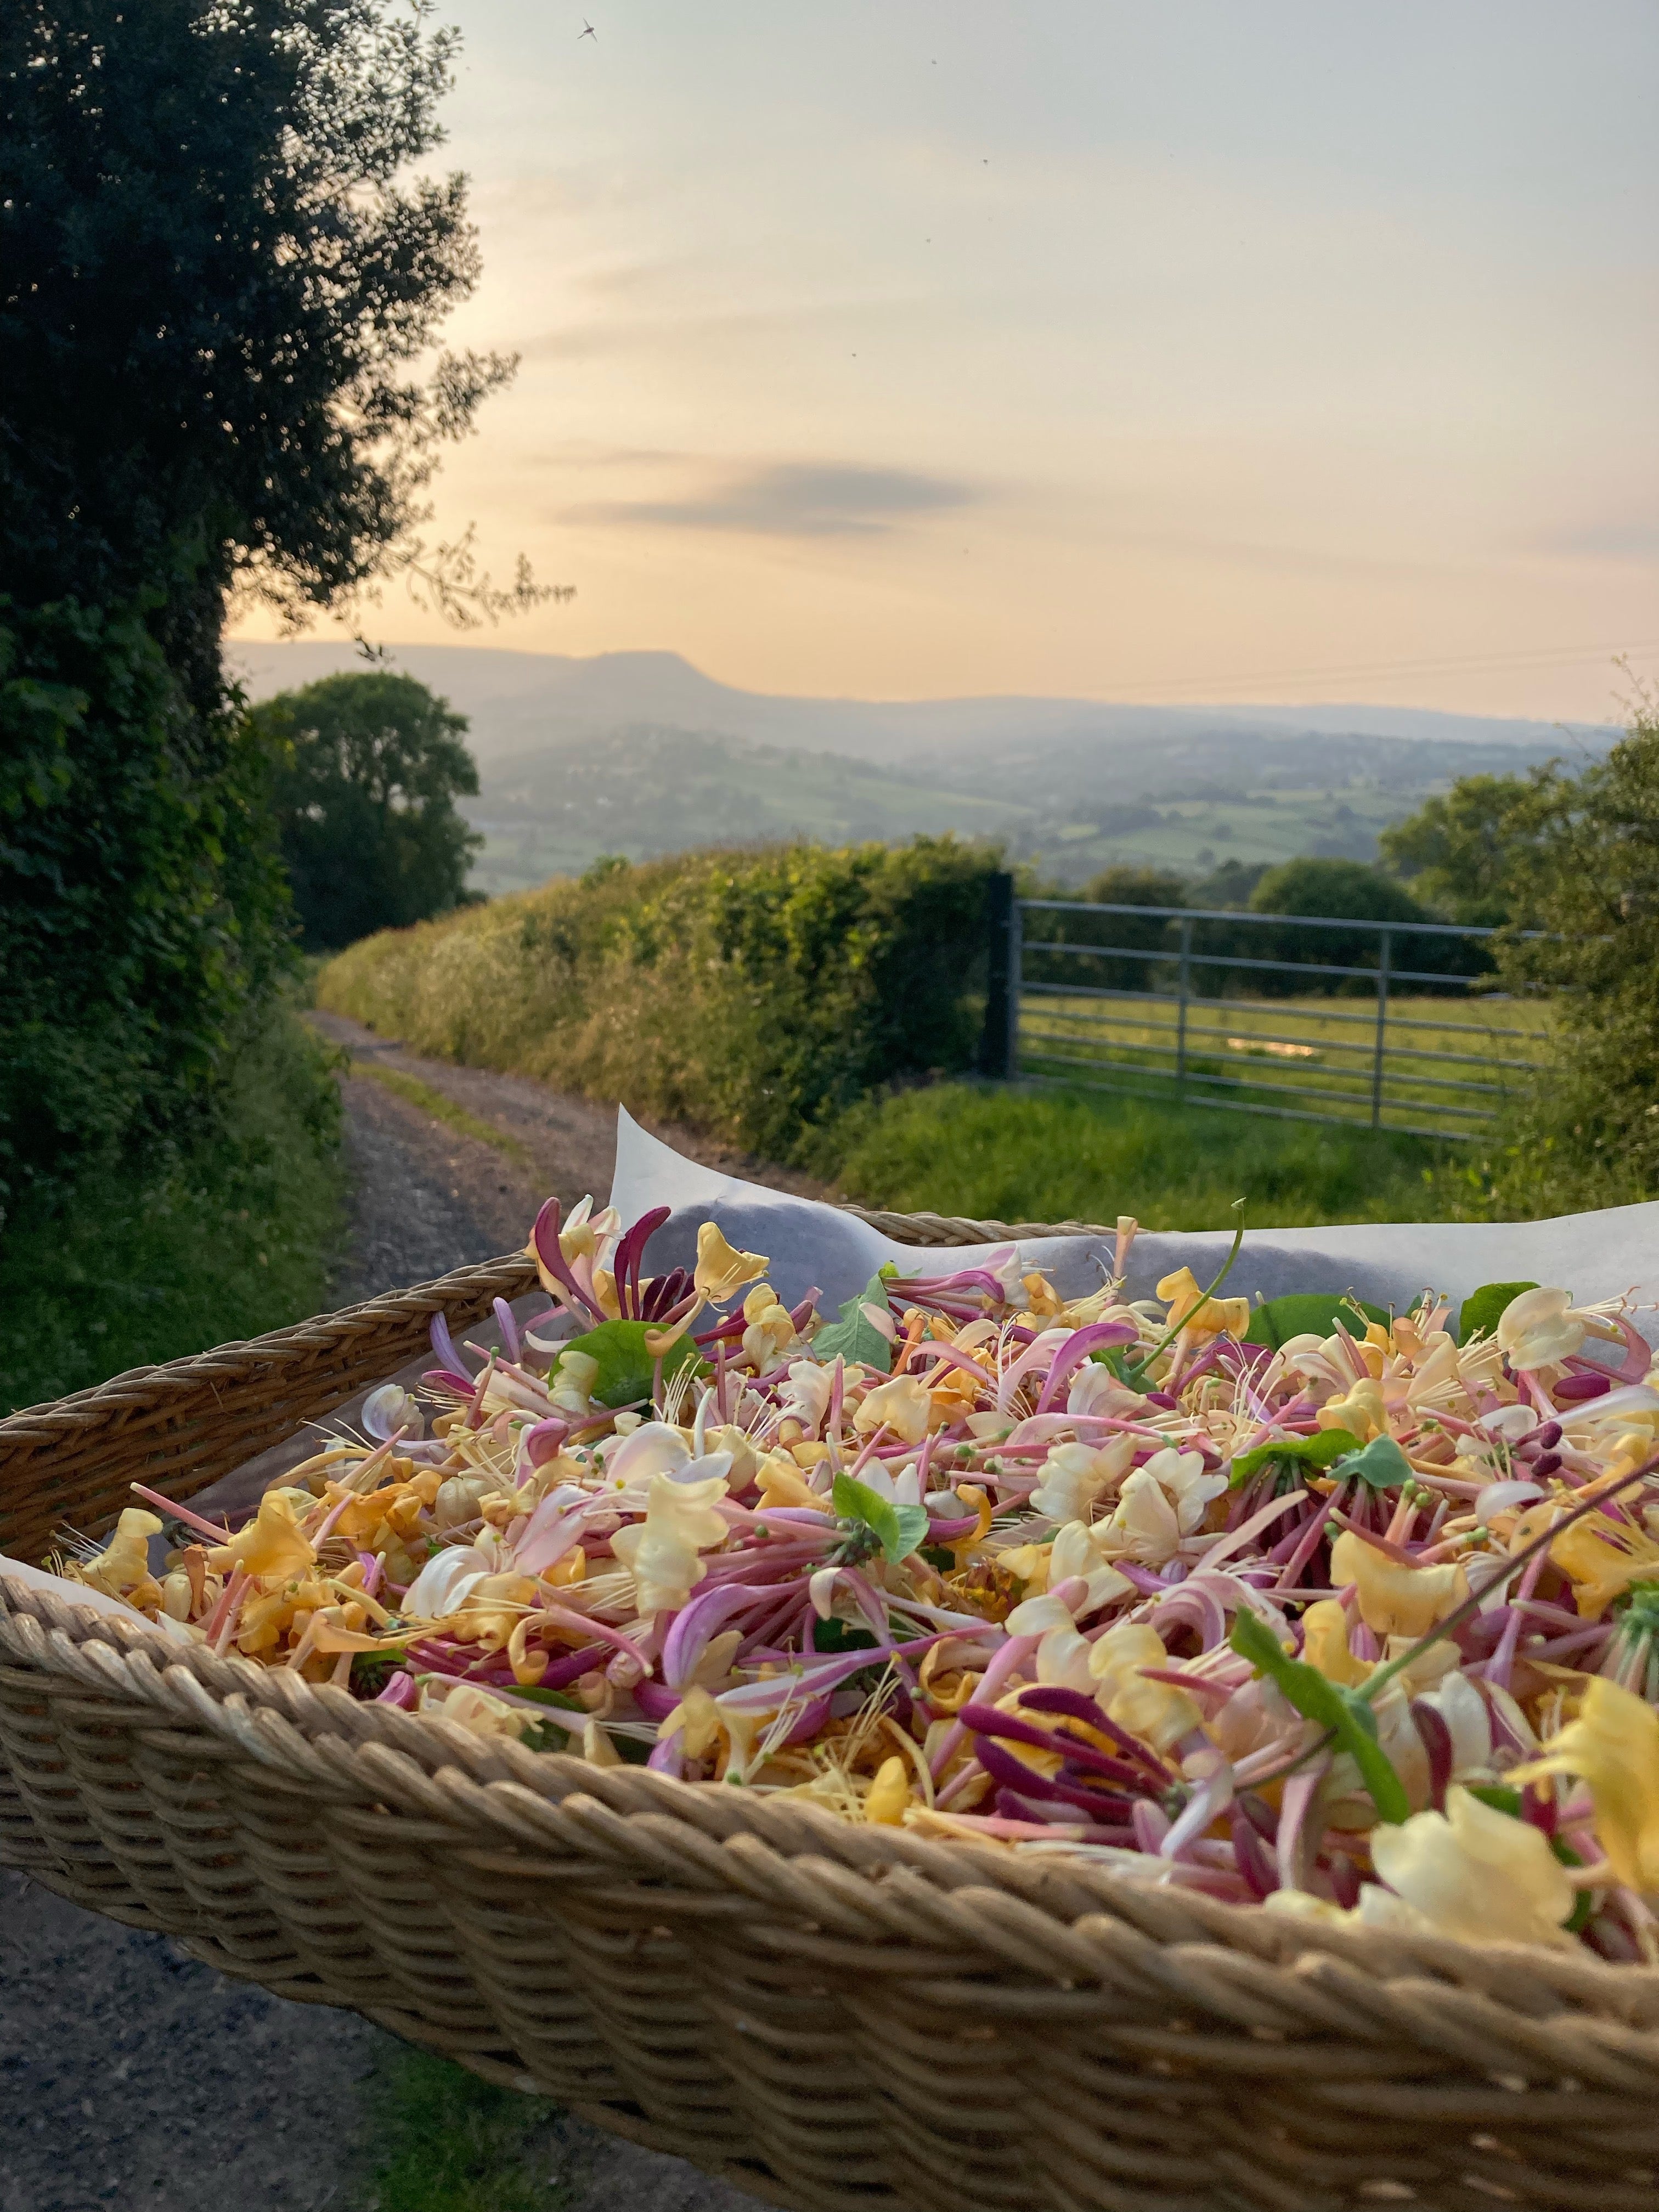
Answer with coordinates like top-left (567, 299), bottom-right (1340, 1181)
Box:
top-left (232, 1), bottom-right (1659, 721)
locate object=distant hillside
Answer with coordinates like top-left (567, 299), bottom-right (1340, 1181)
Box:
top-left (230, 640), bottom-right (1614, 893)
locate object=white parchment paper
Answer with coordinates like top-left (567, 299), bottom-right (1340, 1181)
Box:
top-left (611, 1107), bottom-right (1659, 1340)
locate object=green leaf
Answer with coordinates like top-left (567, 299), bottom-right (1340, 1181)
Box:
top-left (1091, 1345), bottom-right (1150, 1394)
top-left (813, 1271), bottom-right (894, 1374)
top-left (1229, 1608), bottom-right (1410, 1824)
top-left (832, 1471), bottom-right (929, 1564)
top-left (1334, 1433), bottom-right (1414, 1492)
top-left (1457, 1280), bottom-right (1538, 1346)
top-left (1244, 1291), bottom-right (1391, 1350)
top-left (1229, 1427), bottom-right (1361, 1488)
top-left (560, 1318), bottom-right (707, 1409)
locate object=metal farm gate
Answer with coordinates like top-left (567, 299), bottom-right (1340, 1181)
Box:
top-left (981, 881), bottom-right (1547, 1141)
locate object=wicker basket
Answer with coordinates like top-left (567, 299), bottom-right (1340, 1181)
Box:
top-left (4, 1225), bottom-right (1659, 2212)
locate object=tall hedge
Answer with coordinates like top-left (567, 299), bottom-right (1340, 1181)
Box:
top-left (0, 597), bottom-right (290, 1212)
top-left (318, 839), bottom-right (1000, 1159)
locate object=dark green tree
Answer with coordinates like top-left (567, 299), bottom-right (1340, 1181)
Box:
top-left (269, 672), bottom-right (482, 950)
top-left (1198, 856), bottom-right (1458, 996)
top-left (0, 2), bottom-right (540, 1210)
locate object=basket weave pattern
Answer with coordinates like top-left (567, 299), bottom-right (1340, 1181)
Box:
top-left (5, 1225), bottom-right (1659, 2211)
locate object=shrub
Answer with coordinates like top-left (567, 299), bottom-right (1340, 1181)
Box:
top-left (318, 838), bottom-right (1001, 1161)
top-left (0, 596), bottom-right (291, 1217)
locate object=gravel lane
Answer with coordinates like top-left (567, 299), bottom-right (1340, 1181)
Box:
top-left (1, 1037), bottom-right (790, 2212)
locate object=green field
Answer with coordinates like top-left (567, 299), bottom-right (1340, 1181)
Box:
top-left (1015, 989), bottom-right (1553, 1141)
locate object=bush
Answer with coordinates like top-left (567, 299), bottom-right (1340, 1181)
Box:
top-left (0, 596), bottom-right (291, 1217)
top-left (0, 1001), bottom-right (343, 1415)
top-left (318, 838), bottom-right (1001, 1161)
top-left (1437, 695), bottom-right (1659, 1216)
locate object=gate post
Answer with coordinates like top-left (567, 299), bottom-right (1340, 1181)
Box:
top-left (981, 872), bottom-right (1018, 1080)
top-left (1176, 914), bottom-right (1192, 1090)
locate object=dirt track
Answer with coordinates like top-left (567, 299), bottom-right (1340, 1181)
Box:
top-left (1, 1024), bottom-right (793, 2212)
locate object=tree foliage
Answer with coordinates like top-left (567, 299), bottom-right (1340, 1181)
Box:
top-left (1379, 772), bottom-right (1556, 928)
top-left (0, 597), bottom-right (290, 1209)
top-left (267, 671), bottom-right (482, 951)
top-left (1, 0), bottom-right (526, 693)
top-left (0, 2), bottom-right (526, 1214)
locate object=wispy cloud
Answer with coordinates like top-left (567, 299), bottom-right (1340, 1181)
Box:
top-left (568, 460), bottom-right (975, 538)
top-left (1542, 520), bottom-right (1659, 565)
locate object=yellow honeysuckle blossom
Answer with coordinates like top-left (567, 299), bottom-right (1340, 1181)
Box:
top-left (1089, 1621), bottom-right (1202, 1751)
top-left (754, 1451), bottom-right (826, 1510)
top-left (1155, 1267), bottom-right (1251, 1340)
top-left (693, 1222), bottom-right (769, 1304)
top-left (1316, 1377), bottom-right (1387, 1441)
top-left (1029, 1435), bottom-right (1133, 1524)
top-left (610, 1469), bottom-right (730, 1614)
top-left (864, 1755), bottom-right (912, 1825)
top-left (658, 1682), bottom-right (724, 1759)
top-left (77, 1508), bottom-right (163, 1604)
top-left (1300, 1597), bottom-right (1374, 1688)
top-left (1047, 1517), bottom-right (1134, 1613)
top-left (217, 1491), bottom-right (317, 1584)
top-left (741, 1285), bottom-right (799, 1374)
top-left (1508, 1494), bottom-right (1659, 1621)
top-left (1369, 1785), bottom-right (1577, 1948)
top-left (1097, 1448), bottom-right (1228, 1568)
top-left (853, 1372), bottom-right (931, 1446)
top-left (1330, 1530), bottom-right (1468, 1640)
top-left (1510, 1677), bottom-right (1659, 1894)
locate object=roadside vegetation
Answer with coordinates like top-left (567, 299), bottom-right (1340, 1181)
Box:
top-left (821, 1081), bottom-right (1442, 1231)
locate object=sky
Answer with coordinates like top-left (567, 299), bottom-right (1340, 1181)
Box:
top-left (231, 1), bottom-right (1659, 720)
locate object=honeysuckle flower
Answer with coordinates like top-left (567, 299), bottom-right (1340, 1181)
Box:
top-left (1300, 1598), bottom-right (1373, 1688)
top-left (1506, 1480), bottom-right (1659, 1619)
top-left (1316, 1377), bottom-right (1387, 1441)
top-left (611, 1469), bottom-right (730, 1614)
top-left (221, 1492), bottom-right (316, 1584)
top-left (560, 1195), bottom-right (619, 1266)
top-left (776, 1358), bottom-right (834, 1436)
top-left (1098, 1449), bottom-right (1227, 1567)
top-left (1330, 1531), bottom-right (1468, 1640)
top-left (80, 1509), bottom-right (163, 1603)
top-left (1156, 1267), bottom-right (1251, 1340)
top-left (420, 1680), bottom-right (540, 1742)
top-left (1511, 1677), bottom-right (1659, 1894)
top-left (693, 1222), bottom-right (769, 1304)
top-left (1047, 1518), bottom-right (1133, 1613)
top-left (1029, 1436), bottom-right (1133, 1524)
top-left (864, 1755), bottom-right (911, 1825)
top-left (658, 1682), bottom-right (724, 1759)
top-left (853, 1372), bottom-right (931, 1446)
top-left (362, 1383), bottom-right (424, 1442)
top-left (741, 1285), bottom-right (800, 1374)
top-left (1090, 1621), bottom-right (1203, 1751)
top-left (1368, 1785), bottom-right (1577, 1948)
top-left (854, 1458), bottom-right (923, 1508)
top-left (1496, 1286), bottom-right (1588, 1370)
top-left (548, 1348), bottom-right (600, 1418)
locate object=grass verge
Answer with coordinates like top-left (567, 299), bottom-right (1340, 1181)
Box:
top-left (0, 1003), bottom-right (346, 1415)
top-left (357, 2046), bottom-right (565, 2212)
top-left (822, 1080), bottom-right (1444, 1230)
top-left (353, 1057), bottom-right (532, 1170)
